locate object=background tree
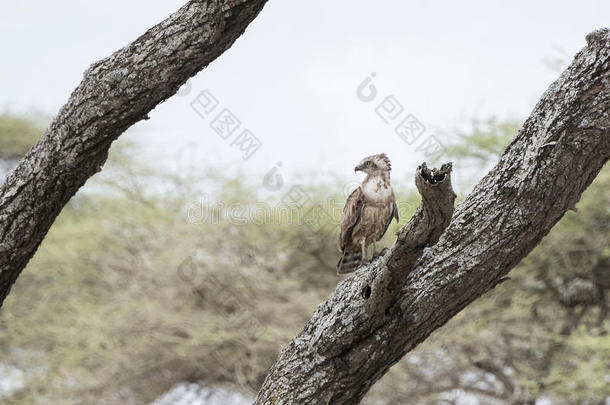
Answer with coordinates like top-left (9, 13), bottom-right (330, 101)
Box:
top-left (0, 115), bottom-right (41, 179)
top-left (0, 0), bottom-right (608, 403)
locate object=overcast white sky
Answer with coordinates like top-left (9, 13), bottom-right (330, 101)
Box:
top-left (1, 0), bottom-right (608, 191)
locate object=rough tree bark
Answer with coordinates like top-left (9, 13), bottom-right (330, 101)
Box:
top-left (255, 29), bottom-right (610, 404)
top-left (0, 2), bottom-right (608, 402)
top-left (0, 0), bottom-right (268, 306)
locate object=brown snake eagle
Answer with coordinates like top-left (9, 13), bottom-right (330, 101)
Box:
top-left (337, 153), bottom-right (399, 274)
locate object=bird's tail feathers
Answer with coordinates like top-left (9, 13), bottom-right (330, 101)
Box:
top-left (337, 251), bottom-right (362, 274)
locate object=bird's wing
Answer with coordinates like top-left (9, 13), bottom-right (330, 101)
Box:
top-left (381, 193), bottom-right (399, 238)
top-left (339, 187), bottom-right (365, 251)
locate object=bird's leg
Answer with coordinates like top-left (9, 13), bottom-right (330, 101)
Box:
top-left (360, 239), bottom-right (367, 266)
top-left (372, 242), bottom-right (377, 257)
top-left (372, 244), bottom-right (388, 260)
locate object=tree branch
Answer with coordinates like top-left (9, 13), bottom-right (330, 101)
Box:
top-left (387, 162), bottom-right (456, 274)
top-left (255, 28), bottom-right (610, 404)
top-left (0, 0), bottom-right (268, 306)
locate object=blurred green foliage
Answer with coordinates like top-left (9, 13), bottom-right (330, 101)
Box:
top-left (0, 115), bottom-right (608, 405)
top-left (0, 114), bottom-right (41, 159)
top-left (447, 117), bottom-right (520, 164)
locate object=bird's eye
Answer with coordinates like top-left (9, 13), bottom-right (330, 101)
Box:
top-left (367, 161), bottom-right (373, 167)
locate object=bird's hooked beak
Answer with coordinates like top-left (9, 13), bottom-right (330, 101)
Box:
top-left (354, 163), bottom-right (365, 173)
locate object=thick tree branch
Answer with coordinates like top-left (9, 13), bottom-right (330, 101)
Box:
top-left (387, 162), bottom-right (456, 274)
top-left (0, 0), bottom-right (268, 306)
top-left (255, 28), bottom-right (610, 404)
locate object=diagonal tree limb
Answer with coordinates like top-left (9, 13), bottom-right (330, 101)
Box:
top-left (255, 28), bottom-right (610, 404)
top-left (0, 0), bottom-right (268, 306)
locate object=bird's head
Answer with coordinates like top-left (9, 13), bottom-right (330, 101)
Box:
top-left (354, 153), bottom-right (392, 174)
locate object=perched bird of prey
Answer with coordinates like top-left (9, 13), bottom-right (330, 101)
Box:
top-left (337, 153), bottom-right (399, 274)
